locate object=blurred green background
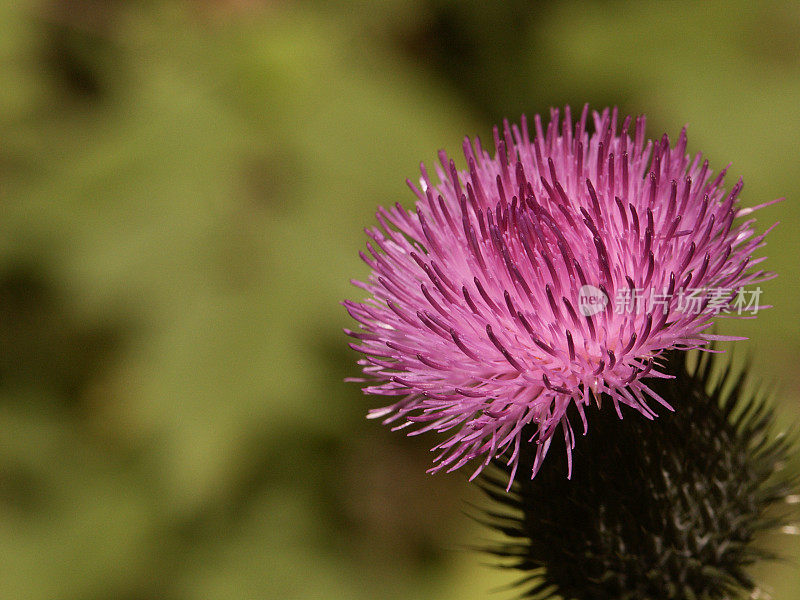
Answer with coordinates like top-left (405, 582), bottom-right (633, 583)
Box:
top-left (1, 1), bottom-right (799, 598)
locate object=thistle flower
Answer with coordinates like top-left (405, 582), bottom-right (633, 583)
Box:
top-left (344, 105), bottom-right (776, 482)
top-left (479, 351), bottom-right (798, 600)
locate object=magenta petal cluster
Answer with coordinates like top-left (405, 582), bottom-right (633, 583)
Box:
top-left (344, 106), bottom-right (775, 483)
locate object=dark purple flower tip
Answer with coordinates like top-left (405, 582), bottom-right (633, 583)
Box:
top-left (345, 105), bottom-right (778, 485)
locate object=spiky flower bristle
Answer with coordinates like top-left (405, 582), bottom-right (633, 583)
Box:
top-left (345, 106), bottom-right (776, 483)
top-left (479, 351), bottom-right (797, 600)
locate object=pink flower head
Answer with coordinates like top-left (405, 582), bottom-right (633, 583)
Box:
top-left (344, 106), bottom-right (776, 484)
